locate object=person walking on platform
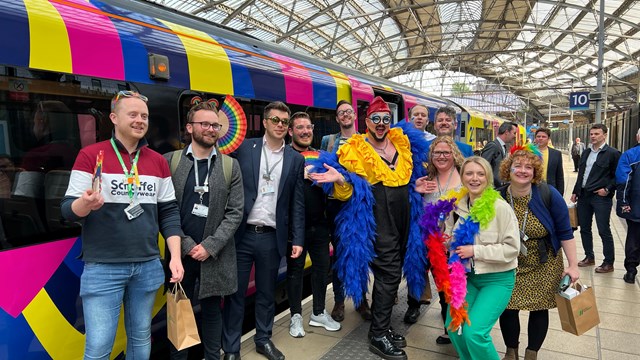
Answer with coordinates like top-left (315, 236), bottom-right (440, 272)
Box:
top-left (166, 101), bottom-right (244, 360)
top-left (534, 128), bottom-right (565, 195)
top-left (615, 128), bottom-right (640, 284)
top-left (571, 124), bottom-right (620, 273)
top-left (497, 145), bottom-right (579, 360)
top-left (481, 121), bottom-right (518, 188)
top-left (320, 101), bottom-right (372, 322)
top-left (571, 137), bottom-right (585, 172)
top-left (286, 112), bottom-right (341, 338)
top-left (61, 91), bottom-right (184, 359)
top-left (427, 106), bottom-right (474, 157)
top-left (310, 96), bottom-right (431, 360)
top-left (222, 101), bottom-right (305, 360)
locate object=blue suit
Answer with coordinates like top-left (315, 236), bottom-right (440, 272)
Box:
top-left (223, 137), bottom-right (305, 353)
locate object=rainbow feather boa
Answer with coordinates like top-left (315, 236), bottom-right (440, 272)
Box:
top-left (421, 187), bottom-right (499, 331)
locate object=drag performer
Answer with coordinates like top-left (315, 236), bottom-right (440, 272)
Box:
top-left (309, 96), bottom-right (430, 360)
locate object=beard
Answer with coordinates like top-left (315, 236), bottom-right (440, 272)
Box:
top-left (192, 131), bottom-right (217, 149)
top-left (292, 136), bottom-right (312, 149)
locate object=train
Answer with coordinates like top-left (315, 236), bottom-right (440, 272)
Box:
top-left (0, 0), bottom-right (523, 358)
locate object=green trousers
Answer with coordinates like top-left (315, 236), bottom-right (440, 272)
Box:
top-left (446, 269), bottom-right (515, 360)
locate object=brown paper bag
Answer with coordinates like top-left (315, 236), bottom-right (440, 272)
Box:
top-left (167, 283), bottom-right (201, 350)
top-left (568, 203), bottom-right (579, 228)
top-left (555, 282), bottom-right (600, 335)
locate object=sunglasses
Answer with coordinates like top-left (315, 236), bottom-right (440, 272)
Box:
top-left (369, 114), bottom-right (391, 125)
top-left (111, 90), bottom-right (148, 111)
top-left (266, 116), bottom-right (290, 126)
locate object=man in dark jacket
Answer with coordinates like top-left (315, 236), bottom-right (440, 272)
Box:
top-left (615, 128), bottom-right (640, 284)
top-left (166, 101), bottom-right (244, 360)
top-left (571, 124), bottom-right (621, 273)
top-left (481, 121), bottom-right (518, 188)
top-left (535, 128), bottom-right (564, 195)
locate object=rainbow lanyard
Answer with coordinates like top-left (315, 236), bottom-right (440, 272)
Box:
top-left (110, 139), bottom-right (141, 203)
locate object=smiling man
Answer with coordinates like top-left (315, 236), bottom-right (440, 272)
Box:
top-left (427, 106), bottom-right (474, 157)
top-left (61, 91), bottom-right (184, 359)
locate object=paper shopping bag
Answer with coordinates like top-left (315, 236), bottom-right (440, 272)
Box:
top-left (567, 203), bottom-right (579, 228)
top-left (555, 282), bottom-right (600, 336)
top-left (167, 283), bottom-right (201, 350)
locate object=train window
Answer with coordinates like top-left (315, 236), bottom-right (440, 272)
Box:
top-left (460, 120), bottom-right (467, 138)
top-left (0, 68), bottom-right (120, 250)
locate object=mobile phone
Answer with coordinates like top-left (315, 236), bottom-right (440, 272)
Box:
top-left (559, 274), bottom-right (571, 292)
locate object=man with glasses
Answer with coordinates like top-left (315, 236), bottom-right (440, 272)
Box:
top-left (222, 101), bottom-right (305, 360)
top-left (165, 101), bottom-right (244, 360)
top-left (61, 90), bottom-right (184, 359)
top-left (285, 112), bottom-right (341, 338)
top-left (427, 106), bottom-right (474, 157)
top-left (320, 100), bottom-right (359, 153)
top-left (310, 96), bottom-right (430, 360)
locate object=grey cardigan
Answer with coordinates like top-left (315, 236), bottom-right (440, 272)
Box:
top-left (165, 149), bottom-right (244, 299)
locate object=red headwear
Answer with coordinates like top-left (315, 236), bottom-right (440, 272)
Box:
top-left (366, 96), bottom-right (391, 118)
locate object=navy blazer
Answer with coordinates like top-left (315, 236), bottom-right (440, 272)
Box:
top-left (232, 138), bottom-right (305, 257)
top-left (481, 139), bottom-right (506, 188)
top-left (546, 148), bottom-right (565, 195)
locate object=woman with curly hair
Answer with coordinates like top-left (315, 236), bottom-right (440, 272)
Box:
top-left (497, 145), bottom-right (580, 360)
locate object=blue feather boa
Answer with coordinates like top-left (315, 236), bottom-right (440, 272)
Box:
top-left (393, 121), bottom-right (430, 299)
top-left (308, 151), bottom-right (376, 306)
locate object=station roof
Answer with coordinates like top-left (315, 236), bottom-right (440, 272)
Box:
top-left (145, 0), bottom-right (640, 119)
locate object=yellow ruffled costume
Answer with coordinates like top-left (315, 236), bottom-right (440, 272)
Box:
top-left (333, 127), bottom-right (413, 200)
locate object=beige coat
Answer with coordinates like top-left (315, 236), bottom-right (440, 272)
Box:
top-left (446, 193), bottom-right (520, 274)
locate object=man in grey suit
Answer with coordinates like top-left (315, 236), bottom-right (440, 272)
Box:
top-left (166, 101), bottom-right (244, 360)
top-left (481, 121), bottom-right (517, 188)
top-left (222, 101), bottom-right (306, 360)
top-left (535, 127), bottom-right (565, 195)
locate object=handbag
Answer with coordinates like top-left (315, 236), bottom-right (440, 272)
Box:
top-left (167, 282), bottom-right (201, 350)
top-left (555, 281), bottom-right (600, 336)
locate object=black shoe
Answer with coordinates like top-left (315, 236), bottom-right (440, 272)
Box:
top-left (403, 306), bottom-right (420, 324)
top-left (368, 328), bottom-right (407, 349)
top-left (256, 341), bottom-right (284, 360)
top-left (623, 271), bottom-right (637, 284)
top-left (436, 335), bottom-right (451, 345)
top-left (369, 335), bottom-right (407, 360)
top-left (223, 354), bottom-right (241, 360)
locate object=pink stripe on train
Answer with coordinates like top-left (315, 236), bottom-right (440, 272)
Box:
top-left (270, 52), bottom-right (314, 106)
top-left (51, 0), bottom-right (125, 80)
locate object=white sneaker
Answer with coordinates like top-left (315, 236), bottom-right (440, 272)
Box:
top-left (309, 310), bottom-right (342, 331)
top-left (289, 313), bottom-right (305, 338)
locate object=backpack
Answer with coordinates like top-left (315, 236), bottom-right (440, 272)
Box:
top-left (169, 149), bottom-right (232, 188)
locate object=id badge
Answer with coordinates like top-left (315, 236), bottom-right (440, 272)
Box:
top-left (192, 203), bottom-right (209, 217)
top-left (260, 183), bottom-right (275, 195)
top-left (194, 185), bottom-right (208, 194)
top-left (124, 203), bottom-right (144, 221)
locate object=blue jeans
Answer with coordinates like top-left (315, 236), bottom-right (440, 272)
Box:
top-left (577, 191), bottom-right (615, 264)
top-left (80, 259), bottom-right (164, 360)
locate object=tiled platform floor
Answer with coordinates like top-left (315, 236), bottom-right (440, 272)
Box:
top-left (237, 153), bottom-right (640, 360)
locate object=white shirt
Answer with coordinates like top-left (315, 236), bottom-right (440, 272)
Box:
top-left (496, 137), bottom-right (507, 156)
top-left (423, 130), bottom-right (436, 141)
top-left (247, 137), bottom-right (285, 227)
top-left (582, 143), bottom-right (607, 187)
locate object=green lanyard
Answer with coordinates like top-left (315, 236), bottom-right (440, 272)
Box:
top-left (110, 138), bottom-right (141, 202)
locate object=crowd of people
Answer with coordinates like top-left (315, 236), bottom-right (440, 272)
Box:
top-left (61, 91), bottom-right (639, 360)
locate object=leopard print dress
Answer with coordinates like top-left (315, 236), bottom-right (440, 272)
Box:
top-left (506, 193), bottom-right (564, 311)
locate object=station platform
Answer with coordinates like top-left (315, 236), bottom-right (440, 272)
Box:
top-left (237, 153), bottom-right (640, 360)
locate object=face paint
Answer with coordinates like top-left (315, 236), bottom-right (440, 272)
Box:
top-left (511, 167), bottom-right (516, 173)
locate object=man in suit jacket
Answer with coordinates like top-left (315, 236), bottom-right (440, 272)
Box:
top-left (535, 128), bottom-right (564, 195)
top-left (571, 123), bottom-right (621, 274)
top-left (165, 102), bottom-right (244, 360)
top-left (481, 121), bottom-right (517, 188)
top-left (222, 101), bottom-right (305, 360)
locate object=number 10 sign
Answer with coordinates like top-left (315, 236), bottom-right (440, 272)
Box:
top-left (569, 92), bottom-right (590, 111)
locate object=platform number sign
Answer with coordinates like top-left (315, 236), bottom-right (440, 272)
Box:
top-left (569, 92), bottom-right (590, 111)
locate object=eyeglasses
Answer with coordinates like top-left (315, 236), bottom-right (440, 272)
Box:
top-left (433, 151), bottom-right (453, 158)
top-left (369, 114), bottom-right (391, 125)
top-left (111, 90), bottom-right (148, 111)
top-left (191, 122), bottom-right (223, 131)
top-left (266, 116), bottom-right (290, 126)
top-left (337, 109), bottom-right (354, 117)
top-left (293, 124), bottom-right (314, 131)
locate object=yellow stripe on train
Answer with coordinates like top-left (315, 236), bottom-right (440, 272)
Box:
top-left (24, 0), bottom-right (72, 73)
